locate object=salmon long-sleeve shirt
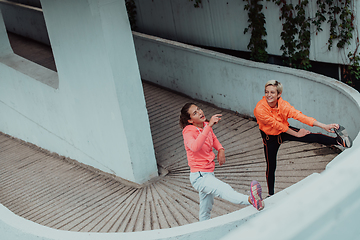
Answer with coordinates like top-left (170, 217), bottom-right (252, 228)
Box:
top-left (182, 122), bottom-right (223, 172)
top-left (254, 96), bottom-right (316, 135)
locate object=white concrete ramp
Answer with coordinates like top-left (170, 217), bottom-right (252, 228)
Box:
top-left (0, 33), bottom-right (340, 233)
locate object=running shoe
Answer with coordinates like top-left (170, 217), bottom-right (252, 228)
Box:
top-left (334, 125), bottom-right (352, 148)
top-left (250, 180), bottom-right (264, 211)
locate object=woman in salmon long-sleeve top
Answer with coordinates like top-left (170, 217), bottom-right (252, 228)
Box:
top-left (180, 103), bottom-right (264, 221)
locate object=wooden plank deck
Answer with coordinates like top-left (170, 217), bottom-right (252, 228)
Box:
top-left (0, 32), bottom-right (340, 232)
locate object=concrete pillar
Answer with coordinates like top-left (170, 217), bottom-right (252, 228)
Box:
top-left (0, 9), bottom-right (12, 56)
top-left (40, 0), bottom-right (158, 184)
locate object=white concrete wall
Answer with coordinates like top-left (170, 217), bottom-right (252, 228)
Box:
top-left (2, 0), bottom-right (358, 67)
top-left (0, 0), bottom-right (158, 184)
top-left (135, 0), bottom-right (360, 65)
top-left (134, 32), bottom-right (360, 140)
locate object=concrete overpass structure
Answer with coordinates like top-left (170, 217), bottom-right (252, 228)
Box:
top-left (1, 0), bottom-right (360, 239)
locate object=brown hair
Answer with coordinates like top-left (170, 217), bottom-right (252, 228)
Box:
top-left (179, 102), bottom-right (195, 129)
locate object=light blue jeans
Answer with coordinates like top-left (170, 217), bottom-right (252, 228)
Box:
top-left (190, 171), bottom-right (250, 221)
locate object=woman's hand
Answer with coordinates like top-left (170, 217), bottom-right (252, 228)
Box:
top-left (314, 121), bottom-right (338, 133)
top-left (286, 127), bottom-right (310, 137)
top-left (322, 123), bottom-right (338, 133)
top-left (296, 128), bottom-right (311, 137)
top-left (217, 148), bottom-right (225, 166)
top-left (208, 114), bottom-right (222, 127)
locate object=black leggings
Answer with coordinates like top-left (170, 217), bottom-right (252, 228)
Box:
top-left (260, 127), bottom-right (337, 195)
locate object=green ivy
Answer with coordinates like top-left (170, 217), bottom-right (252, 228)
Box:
top-left (312, 0), bottom-right (359, 85)
top-left (346, 50), bottom-right (360, 85)
top-left (243, 0), bottom-right (268, 63)
top-left (314, 0), bottom-right (354, 50)
top-left (295, 1), bottom-right (311, 70)
top-left (189, 0), bottom-right (202, 8)
top-left (270, 0), bottom-right (311, 69)
top-left (243, 0), bottom-right (359, 85)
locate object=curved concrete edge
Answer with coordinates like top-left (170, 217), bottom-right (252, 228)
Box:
top-left (2, 147), bottom-right (357, 240)
top-left (133, 28), bottom-right (360, 96)
top-left (221, 138), bottom-right (360, 240)
top-left (0, 171), bottom-right (326, 240)
top-left (0, 200), bottom-right (262, 240)
top-left (133, 31), bottom-right (360, 140)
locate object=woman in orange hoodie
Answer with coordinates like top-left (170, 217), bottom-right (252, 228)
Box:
top-left (180, 103), bottom-right (264, 221)
top-left (254, 80), bottom-right (352, 196)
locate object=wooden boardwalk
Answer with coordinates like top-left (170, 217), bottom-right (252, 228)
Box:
top-left (0, 33), bottom-right (340, 232)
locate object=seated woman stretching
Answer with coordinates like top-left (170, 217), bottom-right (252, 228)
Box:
top-left (180, 102), bottom-right (264, 221)
top-left (254, 80), bottom-right (352, 197)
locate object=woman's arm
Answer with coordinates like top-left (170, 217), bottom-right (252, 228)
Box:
top-left (211, 125), bottom-right (225, 165)
top-left (183, 114), bottom-right (223, 152)
top-left (183, 126), bottom-right (211, 152)
top-left (313, 121), bottom-right (338, 133)
top-left (217, 148), bottom-right (225, 166)
top-left (285, 121), bottom-right (339, 138)
top-left (285, 127), bottom-right (310, 137)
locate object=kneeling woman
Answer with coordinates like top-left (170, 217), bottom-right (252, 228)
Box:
top-left (179, 103), bottom-right (264, 221)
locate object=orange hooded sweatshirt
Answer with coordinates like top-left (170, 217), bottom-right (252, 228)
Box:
top-left (254, 96), bottom-right (316, 135)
